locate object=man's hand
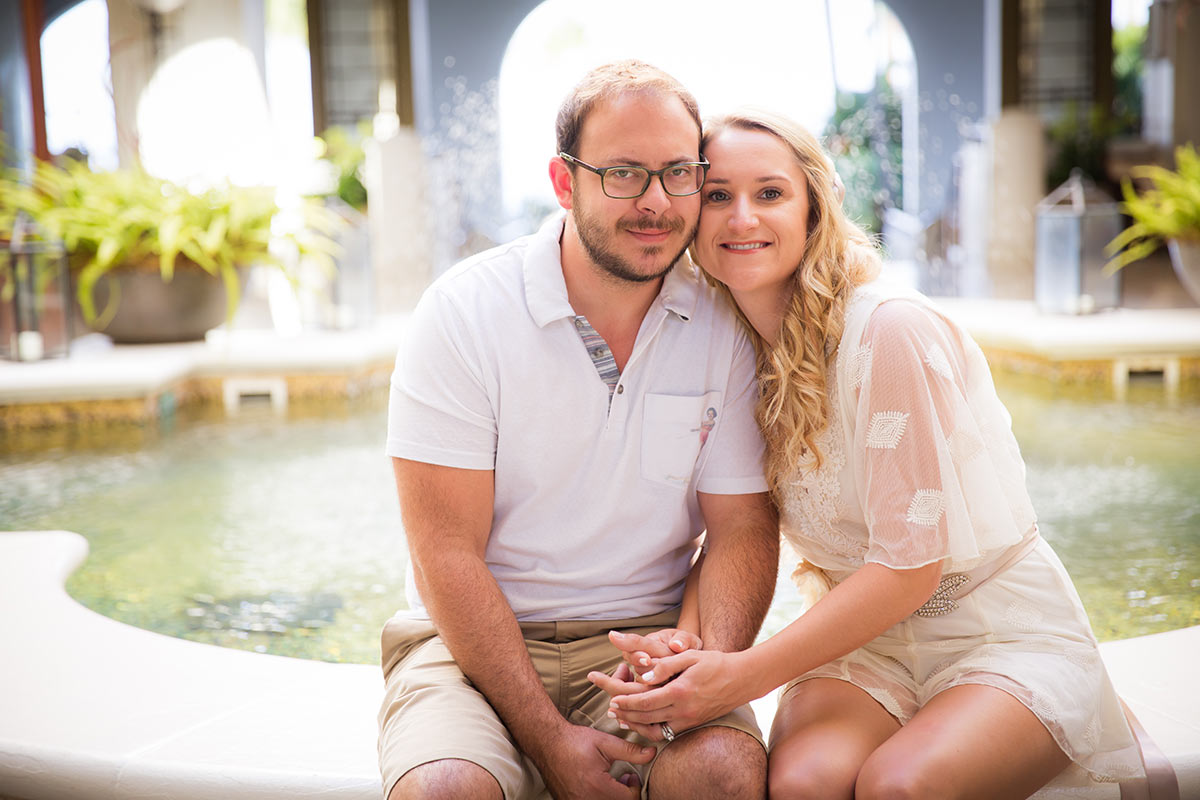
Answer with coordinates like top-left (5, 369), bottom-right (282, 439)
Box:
top-left (608, 629), bottom-right (702, 680)
top-left (534, 723), bottom-right (657, 800)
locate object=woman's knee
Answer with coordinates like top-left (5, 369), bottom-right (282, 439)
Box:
top-left (767, 749), bottom-right (859, 800)
top-left (854, 755), bottom-right (941, 800)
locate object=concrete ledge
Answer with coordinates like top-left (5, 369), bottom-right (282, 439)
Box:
top-left (932, 299), bottom-right (1200, 363)
top-left (0, 322), bottom-right (407, 407)
top-left (0, 531), bottom-right (381, 800)
top-left (1, 530), bottom-right (1197, 800)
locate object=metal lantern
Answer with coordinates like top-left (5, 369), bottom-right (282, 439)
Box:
top-left (1, 215), bottom-right (73, 361)
top-left (1034, 170), bottom-right (1123, 314)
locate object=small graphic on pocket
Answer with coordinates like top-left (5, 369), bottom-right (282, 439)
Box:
top-left (693, 407), bottom-right (717, 447)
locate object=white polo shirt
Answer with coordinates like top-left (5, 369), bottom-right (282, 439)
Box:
top-left (387, 215), bottom-right (767, 621)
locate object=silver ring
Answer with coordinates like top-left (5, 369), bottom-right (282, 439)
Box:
top-left (660, 723), bottom-right (676, 743)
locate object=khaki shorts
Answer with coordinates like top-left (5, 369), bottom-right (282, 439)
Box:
top-left (377, 610), bottom-right (763, 800)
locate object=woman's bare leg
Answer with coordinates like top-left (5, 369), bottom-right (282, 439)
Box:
top-left (855, 683), bottom-right (1072, 800)
top-left (767, 678), bottom-right (901, 800)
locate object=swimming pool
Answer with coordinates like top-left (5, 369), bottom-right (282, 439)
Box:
top-left (2, 376), bottom-right (1197, 664)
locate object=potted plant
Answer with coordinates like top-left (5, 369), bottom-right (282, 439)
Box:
top-left (1104, 143), bottom-right (1200, 304)
top-left (0, 159), bottom-right (342, 343)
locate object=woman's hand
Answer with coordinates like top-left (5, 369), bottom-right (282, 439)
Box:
top-left (590, 648), bottom-right (748, 737)
top-left (608, 629), bottom-right (701, 680)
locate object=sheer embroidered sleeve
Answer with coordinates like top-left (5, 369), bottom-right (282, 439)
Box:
top-left (847, 298), bottom-right (1033, 572)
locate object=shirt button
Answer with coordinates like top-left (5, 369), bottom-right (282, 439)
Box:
top-left (616, 385), bottom-right (624, 394)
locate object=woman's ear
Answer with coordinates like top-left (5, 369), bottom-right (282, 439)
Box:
top-left (549, 156), bottom-right (574, 210)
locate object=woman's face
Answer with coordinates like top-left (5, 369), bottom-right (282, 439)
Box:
top-left (695, 127), bottom-right (811, 308)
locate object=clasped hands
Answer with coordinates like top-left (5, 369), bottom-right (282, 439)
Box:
top-left (587, 628), bottom-right (745, 743)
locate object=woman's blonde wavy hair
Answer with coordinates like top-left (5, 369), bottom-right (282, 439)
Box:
top-left (693, 109), bottom-right (882, 496)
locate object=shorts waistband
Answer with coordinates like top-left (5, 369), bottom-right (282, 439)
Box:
top-left (518, 609), bottom-right (680, 643)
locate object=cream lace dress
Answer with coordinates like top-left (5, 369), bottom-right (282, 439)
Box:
top-left (777, 282), bottom-right (1144, 789)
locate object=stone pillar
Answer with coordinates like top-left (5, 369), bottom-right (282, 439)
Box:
top-left (1171, 2), bottom-right (1200, 151)
top-left (0, 2), bottom-right (35, 172)
top-left (365, 126), bottom-right (432, 314)
top-left (987, 109), bottom-right (1044, 299)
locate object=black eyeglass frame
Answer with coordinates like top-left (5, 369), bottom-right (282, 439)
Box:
top-left (558, 152), bottom-right (710, 199)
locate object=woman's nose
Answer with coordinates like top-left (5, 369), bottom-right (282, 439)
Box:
top-left (728, 197), bottom-right (757, 232)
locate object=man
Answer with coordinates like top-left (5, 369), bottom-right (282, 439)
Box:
top-left (380, 60), bottom-right (779, 800)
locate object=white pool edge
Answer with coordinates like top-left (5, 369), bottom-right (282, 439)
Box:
top-left (0, 530), bottom-right (1197, 800)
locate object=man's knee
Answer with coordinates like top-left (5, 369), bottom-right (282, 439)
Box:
top-left (388, 758), bottom-right (503, 800)
top-left (650, 727), bottom-right (766, 800)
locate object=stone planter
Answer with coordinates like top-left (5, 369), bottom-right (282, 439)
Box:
top-left (1166, 239), bottom-right (1200, 306)
top-left (87, 265), bottom-right (241, 344)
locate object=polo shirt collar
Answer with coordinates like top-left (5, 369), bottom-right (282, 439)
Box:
top-left (524, 215), bottom-right (575, 328)
top-left (524, 213), bottom-right (701, 327)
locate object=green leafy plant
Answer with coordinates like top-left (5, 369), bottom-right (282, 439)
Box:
top-left (1104, 143), bottom-right (1200, 273)
top-left (0, 159), bottom-right (342, 326)
top-left (315, 122), bottom-right (371, 211)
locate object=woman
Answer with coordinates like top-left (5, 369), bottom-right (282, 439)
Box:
top-left (594, 109), bottom-right (1144, 798)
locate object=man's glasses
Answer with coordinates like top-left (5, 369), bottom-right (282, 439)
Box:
top-left (559, 153), bottom-right (709, 199)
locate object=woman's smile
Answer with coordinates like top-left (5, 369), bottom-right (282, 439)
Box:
top-left (695, 127), bottom-right (810, 308)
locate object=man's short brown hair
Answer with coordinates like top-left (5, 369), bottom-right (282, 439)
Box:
top-left (555, 59), bottom-right (701, 160)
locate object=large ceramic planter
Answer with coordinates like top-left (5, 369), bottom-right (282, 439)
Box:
top-left (87, 265), bottom-right (239, 344)
top-left (1166, 239), bottom-right (1200, 306)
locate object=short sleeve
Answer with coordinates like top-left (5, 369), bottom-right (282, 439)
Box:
top-left (694, 327), bottom-right (769, 495)
top-left (850, 299), bottom-right (1007, 570)
top-left (385, 286), bottom-right (497, 470)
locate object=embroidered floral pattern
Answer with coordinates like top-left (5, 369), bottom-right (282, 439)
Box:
top-left (1031, 689), bottom-right (1058, 719)
top-left (905, 489), bottom-right (945, 526)
top-left (848, 344), bottom-right (873, 390)
top-left (947, 427), bottom-right (985, 463)
top-left (779, 357), bottom-right (863, 560)
top-left (866, 411), bottom-right (909, 449)
top-left (924, 343), bottom-right (954, 380)
top-left (1004, 599), bottom-right (1045, 631)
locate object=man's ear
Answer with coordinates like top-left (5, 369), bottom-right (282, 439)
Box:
top-left (549, 156), bottom-right (574, 210)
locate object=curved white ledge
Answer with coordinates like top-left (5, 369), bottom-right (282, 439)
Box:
top-left (1, 530), bottom-right (1197, 800)
top-left (0, 530), bottom-right (382, 800)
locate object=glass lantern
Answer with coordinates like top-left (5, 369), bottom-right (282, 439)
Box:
top-left (1, 215), bottom-right (73, 361)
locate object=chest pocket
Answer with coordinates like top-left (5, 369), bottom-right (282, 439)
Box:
top-left (641, 391), bottom-right (722, 489)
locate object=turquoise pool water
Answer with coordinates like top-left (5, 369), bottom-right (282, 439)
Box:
top-left (2, 376), bottom-right (1198, 664)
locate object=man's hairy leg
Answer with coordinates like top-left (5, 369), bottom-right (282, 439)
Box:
top-left (389, 759), bottom-right (502, 800)
top-left (647, 727), bottom-right (766, 800)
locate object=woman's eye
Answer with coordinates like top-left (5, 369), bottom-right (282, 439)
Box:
top-left (704, 190), bottom-right (729, 203)
top-left (761, 188), bottom-right (782, 200)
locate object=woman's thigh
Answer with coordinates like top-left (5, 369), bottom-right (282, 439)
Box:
top-left (855, 682), bottom-right (1071, 800)
top-left (767, 678), bottom-right (900, 800)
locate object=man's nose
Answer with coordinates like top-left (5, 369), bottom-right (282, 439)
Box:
top-left (636, 176), bottom-right (671, 215)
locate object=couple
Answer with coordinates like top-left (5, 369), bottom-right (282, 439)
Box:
top-left (379, 60), bottom-right (1142, 800)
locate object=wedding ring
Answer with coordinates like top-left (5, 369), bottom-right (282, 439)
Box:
top-left (660, 722), bottom-right (676, 743)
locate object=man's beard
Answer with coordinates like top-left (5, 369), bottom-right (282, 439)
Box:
top-left (573, 205), bottom-right (696, 284)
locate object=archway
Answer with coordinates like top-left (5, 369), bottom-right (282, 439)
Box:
top-left (495, 0), bottom-right (918, 236)
top-left (410, 0), bottom-right (985, 251)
